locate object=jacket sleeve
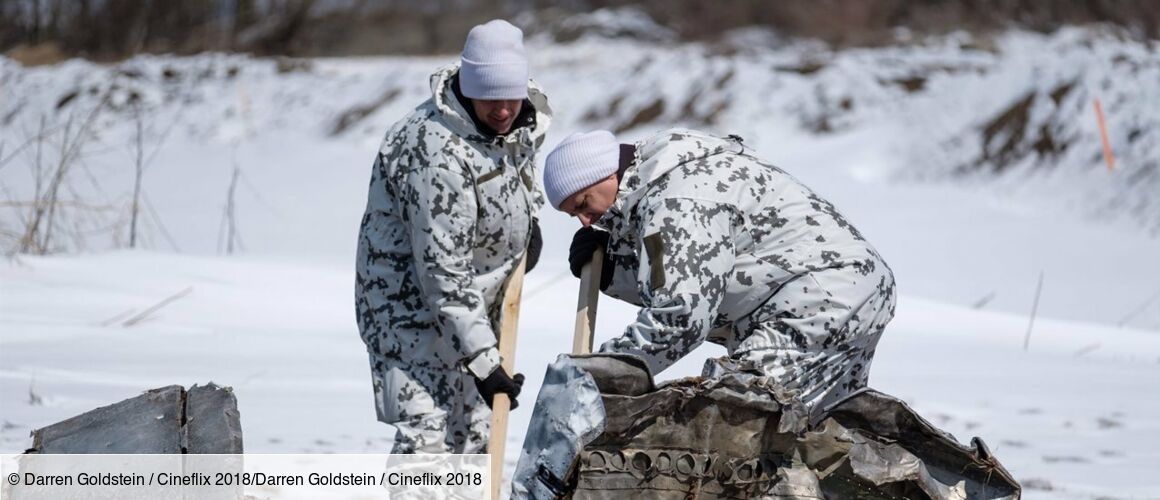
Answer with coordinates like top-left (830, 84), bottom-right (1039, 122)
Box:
top-left (600, 246), bottom-right (644, 306)
top-left (528, 163), bottom-right (547, 211)
top-left (598, 198), bottom-right (736, 375)
top-left (397, 157), bottom-right (498, 371)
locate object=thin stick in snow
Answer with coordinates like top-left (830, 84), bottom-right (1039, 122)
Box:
top-left (218, 158), bottom-right (243, 255)
top-left (97, 308), bottom-right (138, 327)
top-left (129, 102), bottom-right (145, 248)
top-left (972, 291), bottom-right (996, 309)
top-left (1023, 271), bottom-right (1044, 352)
top-left (1074, 343), bottom-right (1101, 357)
top-left (122, 287), bottom-right (194, 327)
top-left (1117, 287), bottom-right (1160, 328)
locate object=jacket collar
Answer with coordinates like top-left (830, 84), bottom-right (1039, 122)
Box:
top-left (428, 64), bottom-right (552, 150)
top-left (450, 73), bottom-right (537, 139)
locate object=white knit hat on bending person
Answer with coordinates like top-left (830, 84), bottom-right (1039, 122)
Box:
top-left (460, 20), bottom-right (529, 100)
top-left (544, 130), bottom-right (620, 209)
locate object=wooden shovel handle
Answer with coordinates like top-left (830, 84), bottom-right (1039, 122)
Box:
top-left (573, 246), bottom-right (604, 355)
top-left (489, 255), bottom-right (526, 499)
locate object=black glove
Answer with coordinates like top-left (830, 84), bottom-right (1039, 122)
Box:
top-left (525, 218), bottom-right (542, 273)
top-left (474, 368), bottom-right (525, 410)
top-left (568, 227), bottom-right (613, 290)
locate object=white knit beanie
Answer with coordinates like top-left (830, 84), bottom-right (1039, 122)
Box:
top-left (460, 20), bottom-right (529, 100)
top-left (544, 131), bottom-right (621, 209)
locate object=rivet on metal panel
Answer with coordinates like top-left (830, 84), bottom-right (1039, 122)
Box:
top-left (631, 451), bottom-right (652, 472)
top-left (717, 461), bottom-right (734, 482)
top-left (655, 451), bottom-right (672, 473)
top-left (609, 450), bottom-right (626, 470)
top-left (737, 462), bottom-right (753, 481)
top-left (587, 451), bottom-right (606, 470)
top-left (675, 453), bottom-right (695, 478)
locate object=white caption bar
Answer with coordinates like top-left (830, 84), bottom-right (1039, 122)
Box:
top-left (1, 454), bottom-right (488, 499)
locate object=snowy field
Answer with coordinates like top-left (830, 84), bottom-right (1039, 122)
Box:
top-left (3, 26), bottom-right (1160, 499)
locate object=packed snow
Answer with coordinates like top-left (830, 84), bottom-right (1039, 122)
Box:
top-left (2, 25), bottom-right (1159, 499)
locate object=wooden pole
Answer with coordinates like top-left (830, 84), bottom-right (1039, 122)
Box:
top-left (573, 246), bottom-right (604, 355)
top-left (489, 255), bottom-right (526, 500)
top-left (1093, 97), bottom-right (1115, 171)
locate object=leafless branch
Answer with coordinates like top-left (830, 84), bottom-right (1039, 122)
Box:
top-left (218, 158), bottom-right (244, 255)
top-left (15, 92), bottom-right (110, 255)
top-left (129, 101), bottom-right (145, 248)
top-left (143, 192), bottom-right (181, 252)
top-left (0, 120), bottom-right (63, 173)
top-left (0, 200), bottom-right (117, 210)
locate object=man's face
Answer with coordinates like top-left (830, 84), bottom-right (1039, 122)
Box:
top-left (558, 174), bottom-right (619, 227)
top-left (471, 99), bottom-right (523, 135)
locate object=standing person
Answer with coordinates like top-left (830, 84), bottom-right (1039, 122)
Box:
top-left (542, 128), bottom-right (895, 415)
top-left (355, 19), bottom-right (551, 453)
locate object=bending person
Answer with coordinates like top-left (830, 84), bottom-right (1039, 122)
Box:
top-left (543, 129), bottom-right (894, 414)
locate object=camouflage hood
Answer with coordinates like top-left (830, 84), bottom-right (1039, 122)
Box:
top-left (608, 128), bottom-right (745, 220)
top-left (428, 64), bottom-right (552, 150)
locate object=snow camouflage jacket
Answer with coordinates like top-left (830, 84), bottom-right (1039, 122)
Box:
top-left (596, 128), bottom-right (892, 378)
top-left (356, 64), bottom-right (551, 373)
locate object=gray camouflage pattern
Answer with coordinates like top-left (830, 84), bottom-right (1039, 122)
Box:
top-left (368, 353), bottom-right (491, 453)
top-left (595, 128), bottom-right (895, 413)
top-left (355, 64), bottom-right (551, 452)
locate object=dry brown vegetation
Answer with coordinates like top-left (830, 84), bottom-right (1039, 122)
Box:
top-left (1, 0), bottom-right (1156, 63)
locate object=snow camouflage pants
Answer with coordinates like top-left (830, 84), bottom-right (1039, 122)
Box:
top-left (705, 265), bottom-right (897, 414)
top-left (368, 352), bottom-right (490, 454)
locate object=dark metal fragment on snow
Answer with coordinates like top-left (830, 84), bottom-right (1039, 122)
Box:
top-left (28, 382), bottom-right (242, 454)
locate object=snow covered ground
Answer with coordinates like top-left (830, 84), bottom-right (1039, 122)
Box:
top-left (3, 26), bottom-right (1159, 499)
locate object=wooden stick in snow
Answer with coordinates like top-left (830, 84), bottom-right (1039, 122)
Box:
top-left (122, 287), bottom-right (193, 327)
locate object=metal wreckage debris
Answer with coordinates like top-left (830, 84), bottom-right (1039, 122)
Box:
top-left (7, 384), bottom-right (244, 500)
top-left (27, 383), bottom-right (243, 454)
top-left (512, 354), bottom-right (1020, 499)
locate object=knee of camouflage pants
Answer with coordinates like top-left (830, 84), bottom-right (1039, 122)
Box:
top-left (367, 352), bottom-right (491, 453)
top-left (728, 266), bottom-right (896, 415)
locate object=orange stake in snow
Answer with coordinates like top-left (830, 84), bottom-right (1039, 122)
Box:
top-left (1093, 97), bottom-right (1115, 171)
